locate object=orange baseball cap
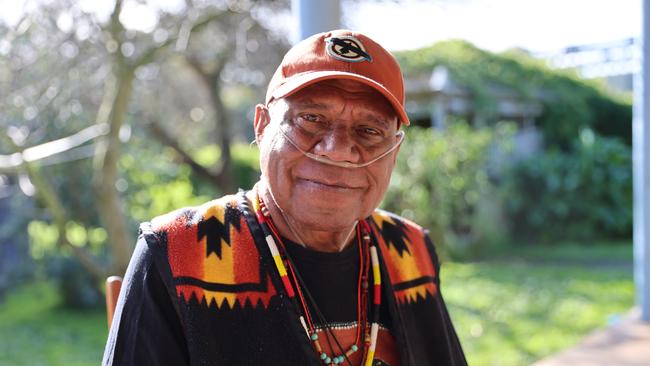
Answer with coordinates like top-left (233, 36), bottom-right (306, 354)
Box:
top-left (265, 29), bottom-right (410, 126)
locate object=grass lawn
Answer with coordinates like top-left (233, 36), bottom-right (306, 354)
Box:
top-left (0, 243), bottom-right (634, 366)
top-left (0, 281), bottom-right (106, 366)
top-left (442, 243), bottom-right (635, 366)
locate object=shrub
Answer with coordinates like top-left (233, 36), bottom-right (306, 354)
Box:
top-left (500, 130), bottom-right (632, 242)
top-left (46, 256), bottom-right (104, 309)
top-left (382, 122), bottom-right (515, 258)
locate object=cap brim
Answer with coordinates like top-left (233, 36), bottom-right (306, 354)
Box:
top-left (268, 71), bottom-right (410, 126)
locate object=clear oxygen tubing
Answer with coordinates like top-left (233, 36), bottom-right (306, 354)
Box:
top-left (278, 125), bottom-right (405, 169)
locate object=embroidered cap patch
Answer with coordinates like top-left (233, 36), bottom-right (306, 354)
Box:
top-left (325, 36), bottom-right (373, 62)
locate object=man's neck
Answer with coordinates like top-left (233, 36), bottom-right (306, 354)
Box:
top-left (248, 186), bottom-right (357, 253)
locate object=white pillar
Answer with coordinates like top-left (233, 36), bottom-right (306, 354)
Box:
top-left (429, 66), bottom-right (450, 130)
top-left (633, 0), bottom-right (650, 322)
top-left (292, 0), bottom-right (341, 42)
top-left (430, 96), bottom-right (446, 130)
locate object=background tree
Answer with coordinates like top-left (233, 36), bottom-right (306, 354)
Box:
top-left (0, 0), bottom-right (290, 284)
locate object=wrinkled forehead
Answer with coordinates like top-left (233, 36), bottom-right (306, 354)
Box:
top-left (269, 79), bottom-right (400, 126)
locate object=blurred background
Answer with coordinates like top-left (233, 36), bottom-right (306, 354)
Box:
top-left (0, 0), bottom-right (642, 365)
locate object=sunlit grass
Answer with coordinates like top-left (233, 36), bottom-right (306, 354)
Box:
top-left (0, 282), bottom-right (106, 366)
top-left (442, 243), bottom-right (634, 366)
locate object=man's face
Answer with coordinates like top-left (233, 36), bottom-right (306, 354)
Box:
top-left (255, 79), bottom-right (401, 232)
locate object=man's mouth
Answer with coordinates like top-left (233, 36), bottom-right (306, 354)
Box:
top-left (298, 178), bottom-right (361, 190)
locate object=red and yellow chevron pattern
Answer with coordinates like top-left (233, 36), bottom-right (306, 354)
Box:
top-left (151, 195), bottom-right (276, 309)
top-left (370, 210), bottom-right (438, 304)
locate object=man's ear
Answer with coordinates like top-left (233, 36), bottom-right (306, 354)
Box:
top-left (253, 104), bottom-right (270, 144)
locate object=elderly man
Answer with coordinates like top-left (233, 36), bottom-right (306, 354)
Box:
top-left (103, 30), bottom-right (466, 366)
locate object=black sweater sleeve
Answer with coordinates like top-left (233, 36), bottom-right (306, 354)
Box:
top-left (102, 228), bottom-right (190, 366)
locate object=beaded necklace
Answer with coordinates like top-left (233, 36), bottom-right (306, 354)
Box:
top-left (253, 194), bottom-right (382, 366)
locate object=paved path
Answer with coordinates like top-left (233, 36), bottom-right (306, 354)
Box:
top-left (532, 308), bottom-right (650, 366)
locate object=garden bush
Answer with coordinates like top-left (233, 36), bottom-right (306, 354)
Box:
top-left (382, 122), bottom-right (515, 258)
top-left (500, 130), bottom-right (632, 242)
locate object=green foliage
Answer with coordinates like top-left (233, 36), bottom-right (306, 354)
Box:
top-left (382, 122), bottom-right (515, 257)
top-left (479, 241), bottom-right (633, 263)
top-left (27, 221), bottom-right (106, 308)
top-left (395, 40), bottom-right (632, 147)
top-left (47, 257), bottom-right (104, 309)
top-left (120, 140), bottom-right (212, 224)
top-left (27, 221), bottom-right (60, 260)
top-left (121, 141), bottom-right (260, 223)
top-left (193, 143), bottom-right (261, 195)
top-left (501, 131), bottom-right (632, 242)
top-left (27, 221), bottom-right (107, 259)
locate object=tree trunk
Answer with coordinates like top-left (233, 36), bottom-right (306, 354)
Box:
top-left (185, 57), bottom-right (236, 192)
top-left (94, 67), bottom-right (135, 275)
top-left (208, 75), bottom-right (235, 192)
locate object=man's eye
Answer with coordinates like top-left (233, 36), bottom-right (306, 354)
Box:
top-left (298, 114), bottom-right (320, 122)
top-left (360, 127), bottom-right (382, 136)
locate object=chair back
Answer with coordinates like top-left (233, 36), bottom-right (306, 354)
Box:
top-left (105, 275), bottom-right (123, 328)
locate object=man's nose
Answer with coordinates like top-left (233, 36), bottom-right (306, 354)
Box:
top-left (312, 127), bottom-right (361, 163)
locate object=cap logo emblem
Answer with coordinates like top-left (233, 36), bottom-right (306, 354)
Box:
top-left (325, 36), bottom-right (372, 63)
